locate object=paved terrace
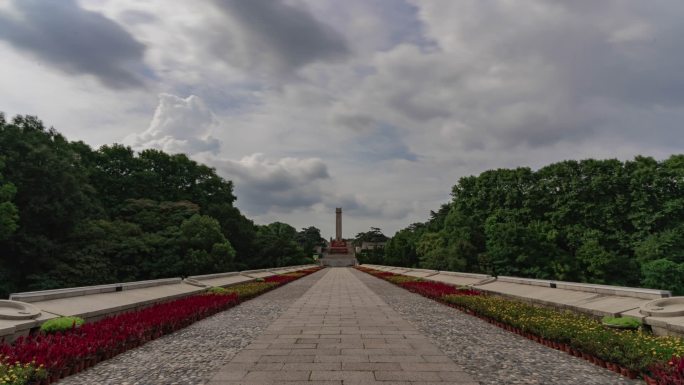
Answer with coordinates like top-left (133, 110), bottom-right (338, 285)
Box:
top-left (59, 268), bottom-right (639, 385)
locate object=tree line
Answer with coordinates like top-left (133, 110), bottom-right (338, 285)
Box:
top-left (0, 114), bottom-right (324, 298)
top-left (381, 156), bottom-right (684, 294)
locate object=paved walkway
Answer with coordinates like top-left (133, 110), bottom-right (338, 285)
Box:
top-left (208, 268), bottom-right (477, 385)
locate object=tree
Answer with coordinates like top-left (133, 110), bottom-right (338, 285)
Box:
top-left (353, 227), bottom-right (389, 246)
top-left (641, 259), bottom-right (684, 295)
top-left (0, 159), bottom-right (18, 241)
top-left (0, 111), bottom-right (306, 296)
top-left (254, 222), bottom-right (308, 268)
top-left (384, 224), bottom-right (424, 267)
top-left (387, 155), bottom-right (684, 290)
top-left (178, 214), bottom-right (235, 276)
top-left (296, 226), bottom-right (325, 256)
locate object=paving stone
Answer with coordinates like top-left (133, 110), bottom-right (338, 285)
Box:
top-left (208, 268), bottom-right (475, 384)
top-left (352, 268), bottom-right (641, 385)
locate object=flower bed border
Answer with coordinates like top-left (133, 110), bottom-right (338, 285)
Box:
top-left (355, 266), bottom-right (682, 385)
top-left (1, 266), bottom-right (324, 385)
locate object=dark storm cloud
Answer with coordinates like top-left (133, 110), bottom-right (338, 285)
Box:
top-left (0, 0), bottom-right (148, 88)
top-left (210, 0), bottom-right (349, 74)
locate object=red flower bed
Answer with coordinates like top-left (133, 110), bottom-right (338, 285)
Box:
top-left (0, 293), bottom-right (238, 380)
top-left (649, 356), bottom-right (684, 385)
top-left (399, 281), bottom-right (481, 299)
top-left (264, 275), bottom-right (298, 285)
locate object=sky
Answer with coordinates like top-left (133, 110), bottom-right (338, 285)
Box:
top-left (1, 0), bottom-right (683, 239)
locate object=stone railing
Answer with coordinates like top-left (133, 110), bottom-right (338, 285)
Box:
top-left (0, 264), bottom-right (318, 342)
top-left (360, 264), bottom-right (682, 337)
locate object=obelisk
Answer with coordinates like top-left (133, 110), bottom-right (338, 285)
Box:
top-left (335, 208), bottom-right (342, 241)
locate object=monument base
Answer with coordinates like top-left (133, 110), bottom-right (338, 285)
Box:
top-left (321, 240), bottom-right (356, 267)
top-left (320, 255), bottom-right (357, 267)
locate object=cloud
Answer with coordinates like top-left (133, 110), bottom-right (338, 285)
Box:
top-left (126, 94), bottom-right (220, 155)
top-left (213, 154), bottom-right (330, 214)
top-left (3, 0), bottom-right (684, 237)
top-left (0, 0), bottom-right (149, 89)
top-left (206, 0), bottom-right (349, 76)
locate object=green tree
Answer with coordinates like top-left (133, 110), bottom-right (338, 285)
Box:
top-left (296, 226), bottom-right (325, 256)
top-left (178, 214), bottom-right (235, 276)
top-left (0, 158), bottom-right (18, 241)
top-left (353, 227), bottom-right (389, 246)
top-left (384, 224), bottom-right (424, 267)
top-left (254, 222), bottom-right (308, 268)
top-left (641, 259), bottom-right (684, 295)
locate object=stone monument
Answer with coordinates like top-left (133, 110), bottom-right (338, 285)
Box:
top-left (329, 208), bottom-right (349, 254)
top-left (320, 207), bottom-right (356, 266)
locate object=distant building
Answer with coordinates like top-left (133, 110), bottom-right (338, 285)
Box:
top-left (355, 241), bottom-right (387, 253)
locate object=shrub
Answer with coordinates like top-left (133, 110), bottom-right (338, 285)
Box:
top-left (206, 287), bottom-right (229, 295)
top-left (602, 316), bottom-right (642, 329)
top-left (40, 316), bottom-right (85, 334)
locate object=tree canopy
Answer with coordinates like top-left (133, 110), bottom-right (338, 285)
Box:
top-left (383, 157), bottom-right (684, 294)
top-left (0, 114), bottom-right (319, 297)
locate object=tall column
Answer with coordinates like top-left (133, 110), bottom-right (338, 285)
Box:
top-left (335, 208), bottom-right (342, 241)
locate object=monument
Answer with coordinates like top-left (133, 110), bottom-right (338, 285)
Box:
top-left (329, 208), bottom-right (349, 254)
top-left (320, 207), bottom-right (357, 266)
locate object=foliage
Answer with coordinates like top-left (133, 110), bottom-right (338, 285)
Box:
top-left (253, 222), bottom-right (310, 268)
top-left (441, 293), bottom-right (684, 372)
top-left (0, 359), bottom-right (46, 385)
top-left (601, 316), bottom-right (642, 329)
top-left (353, 227), bottom-right (389, 246)
top-left (0, 113), bottom-right (317, 296)
top-left (641, 259), bottom-right (684, 295)
top-left (382, 156), bottom-right (684, 292)
top-left (206, 268), bottom-right (321, 300)
top-left (296, 226), bottom-right (325, 256)
top-left (650, 356), bottom-right (684, 385)
top-left (40, 317), bottom-right (85, 334)
top-left (0, 159), bottom-right (18, 242)
top-left (230, 282), bottom-right (278, 299)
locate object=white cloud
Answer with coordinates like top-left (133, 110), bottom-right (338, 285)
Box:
top-left (126, 93), bottom-right (220, 155)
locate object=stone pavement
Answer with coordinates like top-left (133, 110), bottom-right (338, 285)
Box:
top-left (207, 268), bottom-right (478, 384)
